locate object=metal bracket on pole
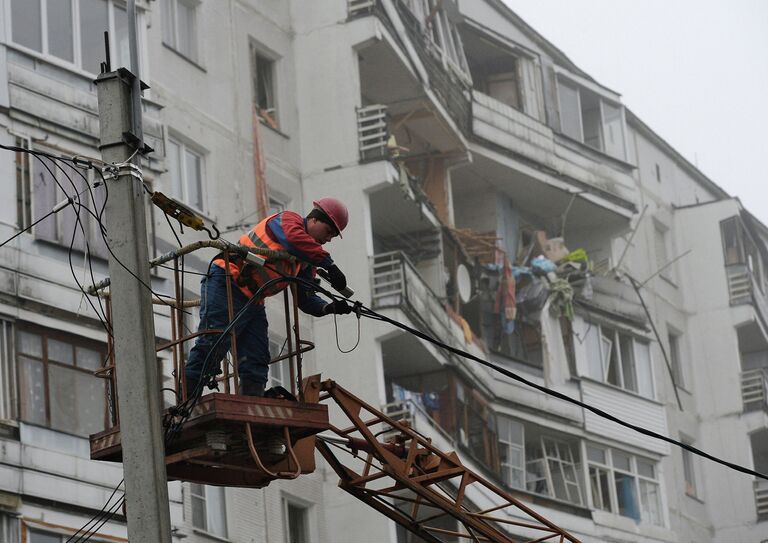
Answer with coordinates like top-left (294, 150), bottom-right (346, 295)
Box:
top-left (102, 163), bottom-right (145, 183)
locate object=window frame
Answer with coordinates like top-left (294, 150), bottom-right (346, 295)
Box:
top-left (250, 45), bottom-right (280, 129)
top-left (161, 0), bottom-right (200, 63)
top-left (16, 323), bottom-right (108, 437)
top-left (166, 135), bottom-right (207, 214)
top-left (189, 483), bottom-right (228, 538)
top-left (585, 444), bottom-right (665, 526)
top-left (283, 496), bottom-right (312, 543)
top-left (584, 322), bottom-right (655, 398)
top-left (680, 436), bottom-right (698, 499)
top-left (555, 73), bottom-right (628, 161)
top-left (6, 0), bottom-right (139, 77)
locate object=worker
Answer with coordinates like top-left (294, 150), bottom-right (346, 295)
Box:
top-left (185, 198), bottom-right (352, 397)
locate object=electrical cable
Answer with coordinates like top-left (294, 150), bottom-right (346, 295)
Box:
top-left (65, 480), bottom-right (125, 543)
top-left (347, 300), bottom-right (768, 482)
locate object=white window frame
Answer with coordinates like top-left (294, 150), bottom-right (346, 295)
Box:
top-left (5, 0), bottom-right (143, 77)
top-left (555, 73), bottom-right (628, 161)
top-left (268, 337), bottom-right (291, 391)
top-left (189, 483), bottom-right (228, 538)
top-left (498, 417), bottom-right (525, 490)
top-left (667, 329), bottom-right (686, 389)
top-left (584, 322), bottom-right (655, 398)
top-left (162, 0), bottom-right (200, 63)
top-left (166, 135), bottom-right (206, 213)
top-left (585, 444), bottom-right (665, 526)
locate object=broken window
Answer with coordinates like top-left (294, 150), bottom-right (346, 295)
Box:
top-left (10, 0), bottom-right (131, 74)
top-left (167, 136), bottom-right (205, 212)
top-left (251, 48), bottom-right (279, 129)
top-left (16, 323), bottom-right (107, 436)
top-left (556, 77), bottom-right (627, 161)
top-left (162, 0), bottom-right (199, 63)
top-left (587, 445), bottom-right (663, 525)
top-left (584, 323), bottom-right (654, 398)
top-left (190, 484), bottom-right (228, 538)
top-left (401, 0), bottom-right (469, 77)
top-left (526, 435), bottom-right (583, 505)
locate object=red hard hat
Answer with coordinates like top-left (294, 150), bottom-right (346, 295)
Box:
top-left (313, 197), bottom-right (349, 237)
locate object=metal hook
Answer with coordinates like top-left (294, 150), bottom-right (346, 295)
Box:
top-left (203, 223), bottom-right (220, 240)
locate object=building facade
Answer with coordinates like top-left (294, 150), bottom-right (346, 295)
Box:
top-left (0, 1), bottom-right (765, 542)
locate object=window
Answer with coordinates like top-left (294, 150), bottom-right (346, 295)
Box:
top-left (31, 150), bottom-right (109, 258)
top-left (498, 417), bottom-right (583, 505)
top-left (584, 323), bottom-right (654, 397)
top-left (190, 484), bottom-right (227, 538)
top-left (15, 136), bottom-right (32, 231)
top-left (268, 197), bottom-right (286, 216)
top-left (162, 0), bottom-right (199, 62)
top-left (268, 337), bottom-right (291, 390)
top-left (498, 417), bottom-right (525, 490)
top-left (251, 47), bottom-right (278, 128)
top-left (654, 223), bottom-right (675, 283)
top-left (587, 445), bottom-right (663, 525)
top-left (17, 324), bottom-right (106, 436)
top-left (10, 0), bottom-right (130, 74)
top-left (681, 437), bottom-right (697, 497)
top-left (400, 0), bottom-right (469, 78)
top-left (667, 332), bottom-right (685, 388)
top-left (284, 500), bottom-right (309, 543)
top-left (556, 78), bottom-right (627, 161)
top-left (526, 436), bottom-right (583, 505)
top-left (0, 319), bottom-right (17, 422)
top-left (166, 137), bottom-right (205, 212)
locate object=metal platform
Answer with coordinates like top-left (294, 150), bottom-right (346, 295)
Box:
top-left (90, 392), bottom-right (330, 488)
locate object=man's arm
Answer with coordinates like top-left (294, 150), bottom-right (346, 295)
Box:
top-left (268, 211), bottom-right (334, 268)
top-left (296, 266), bottom-right (330, 317)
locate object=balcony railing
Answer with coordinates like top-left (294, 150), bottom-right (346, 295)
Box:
top-left (727, 264), bottom-right (768, 329)
top-left (382, 399), bottom-right (454, 445)
top-left (756, 479), bottom-right (768, 518)
top-left (741, 369), bottom-right (768, 412)
top-left (348, 0), bottom-right (376, 17)
top-left (357, 104), bottom-right (389, 162)
top-left (372, 251), bottom-right (459, 349)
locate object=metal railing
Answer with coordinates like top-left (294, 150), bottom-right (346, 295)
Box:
top-left (726, 264), bottom-right (768, 329)
top-left (348, 0), bottom-right (376, 16)
top-left (741, 368), bottom-right (768, 411)
top-left (382, 398), bottom-right (455, 445)
top-left (755, 479), bottom-right (768, 518)
top-left (357, 104), bottom-right (389, 161)
top-left (371, 251), bottom-right (457, 347)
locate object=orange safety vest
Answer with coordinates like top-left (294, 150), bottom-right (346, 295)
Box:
top-left (213, 213), bottom-right (304, 300)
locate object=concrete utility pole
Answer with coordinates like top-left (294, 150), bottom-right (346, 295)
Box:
top-left (94, 61), bottom-right (173, 543)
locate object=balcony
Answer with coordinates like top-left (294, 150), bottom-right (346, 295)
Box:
top-left (372, 251), bottom-right (462, 351)
top-left (756, 479), bottom-right (768, 519)
top-left (727, 263), bottom-right (768, 329)
top-left (741, 369), bottom-right (768, 412)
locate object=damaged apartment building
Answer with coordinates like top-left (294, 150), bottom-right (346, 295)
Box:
top-left (0, 0), bottom-right (765, 542)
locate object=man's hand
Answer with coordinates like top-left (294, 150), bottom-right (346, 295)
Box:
top-left (324, 300), bottom-right (352, 315)
top-left (327, 265), bottom-right (347, 291)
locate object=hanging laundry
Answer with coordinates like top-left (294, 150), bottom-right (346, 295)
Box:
top-left (495, 257), bottom-right (517, 335)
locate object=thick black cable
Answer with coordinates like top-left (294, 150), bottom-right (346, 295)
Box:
top-left (350, 301), bottom-right (768, 482)
top-left (65, 480), bottom-right (125, 543)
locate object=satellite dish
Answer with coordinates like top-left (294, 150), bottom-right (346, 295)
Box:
top-left (456, 264), bottom-right (472, 304)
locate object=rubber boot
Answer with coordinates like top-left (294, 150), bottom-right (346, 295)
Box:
top-left (240, 380), bottom-right (265, 397)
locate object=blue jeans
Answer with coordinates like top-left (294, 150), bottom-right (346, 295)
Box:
top-left (185, 265), bottom-right (271, 386)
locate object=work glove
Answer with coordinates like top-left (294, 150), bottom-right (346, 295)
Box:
top-left (324, 299), bottom-right (353, 315)
top-left (327, 265), bottom-right (347, 291)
